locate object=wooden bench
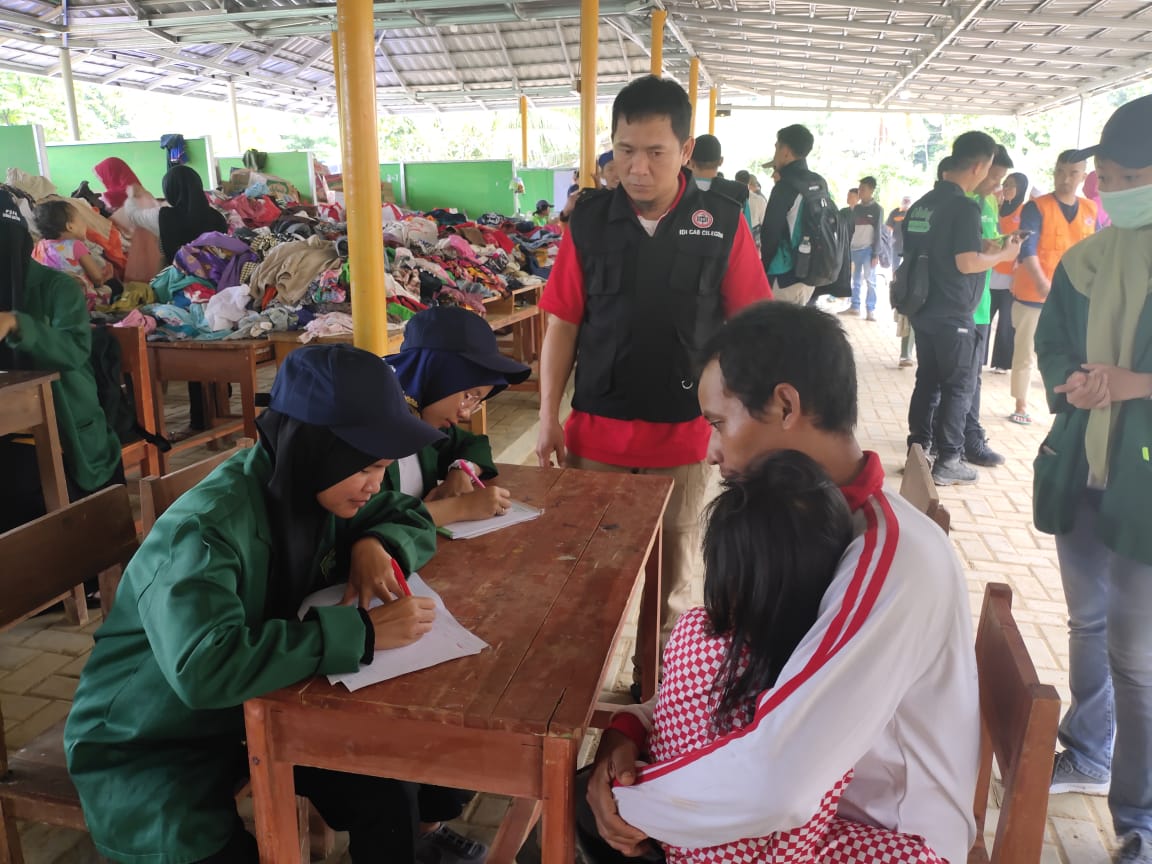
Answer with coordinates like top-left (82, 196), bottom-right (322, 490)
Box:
top-left (968, 583), bottom-right (1061, 864)
top-left (0, 486), bottom-right (139, 863)
top-left (899, 443), bottom-right (951, 533)
top-left (108, 324), bottom-right (163, 479)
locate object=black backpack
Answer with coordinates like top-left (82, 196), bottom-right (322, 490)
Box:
top-left (890, 250), bottom-right (931, 317)
top-left (878, 223), bottom-right (895, 270)
top-left (89, 326), bottom-right (171, 451)
top-left (788, 172), bottom-right (848, 288)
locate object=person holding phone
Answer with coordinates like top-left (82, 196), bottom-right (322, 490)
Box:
top-left (1010, 151), bottom-right (1098, 426)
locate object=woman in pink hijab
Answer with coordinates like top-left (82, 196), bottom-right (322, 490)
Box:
top-left (1083, 170), bottom-right (1111, 228)
top-left (92, 157), bottom-right (163, 282)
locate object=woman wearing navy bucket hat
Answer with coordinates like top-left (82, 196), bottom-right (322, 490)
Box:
top-left (64, 344), bottom-right (481, 864)
top-left (386, 305), bottom-right (532, 526)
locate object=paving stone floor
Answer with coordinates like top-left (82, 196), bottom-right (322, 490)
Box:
top-left (2, 306), bottom-right (1118, 863)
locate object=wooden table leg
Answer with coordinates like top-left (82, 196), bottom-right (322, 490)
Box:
top-left (244, 700), bottom-right (304, 864)
top-left (540, 736), bottom-right (578, 864)
top-left (637, 525), bottom-right (662, 702)
top-left (241, 349), bottom-right (259, 441)
top-left (32, 381), bottom-right (87, 626)
top-left (488, 798), bottom-right (542, 864)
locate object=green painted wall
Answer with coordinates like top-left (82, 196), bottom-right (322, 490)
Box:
top-left (45, 137), bottom-right (213, 200)
top-left (216, 150), bottom-right (315, 203)
top-left (1, 124), bottom-right (44, 176)
top-left (404, 159), bottom-right (514, 218)
top-left (379, 162), bottom-right (402, 186)
top-left (520, 168), bottom-right (555, 213)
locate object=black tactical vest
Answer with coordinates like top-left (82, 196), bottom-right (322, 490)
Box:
top-left (568, 175), bottom-right (742, 423)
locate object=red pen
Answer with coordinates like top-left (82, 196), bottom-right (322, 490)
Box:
top-left (390, 557), bottom-right (412, 598)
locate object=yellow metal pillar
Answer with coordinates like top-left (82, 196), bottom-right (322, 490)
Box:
top-left (650, 9), bottom-right (666, 76)
top-left (336, 0), bottom-right (387, 354)
top-left (520, 95), bottom-right (529, 165)
top-left (331, 30), bottom-right (349, 171)
top-left (688, 57), bottom-right (699, 137)
top-left (708, 85), bottom-right (718, 135)
top-left (579, 0), bottom-right (599, 188)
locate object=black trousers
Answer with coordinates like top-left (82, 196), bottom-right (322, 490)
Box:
top-left (908, 322), bottom-right (978, 462)
top-left (988, 289), bottom-right (1016, 370)
top-left (194, 770), bottom-right (473, 864)
top-left (0, 437), bottom-right (126, 534)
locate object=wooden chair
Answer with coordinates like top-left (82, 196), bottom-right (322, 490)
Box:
top-left (108, 325), bottom-right (162, 479)
top-left (968, 583), bottom-right (1061, 864)
top-left (0, 486), bottom-right (138, 864)
top-left (899, 443), bottom-right (951, 533)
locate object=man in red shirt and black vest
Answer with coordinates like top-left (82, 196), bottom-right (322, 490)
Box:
top-left (536, 75), bottom-right (771, 694)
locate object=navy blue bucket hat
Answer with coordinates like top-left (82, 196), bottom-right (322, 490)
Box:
top-left (269, 343), bottom-right (445, 458)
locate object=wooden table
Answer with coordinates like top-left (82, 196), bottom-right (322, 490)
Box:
top-left (0, 371), bottom-right (86, 624)
top-left (244, 464), bottom-right (672, 864)
top-left (147, 339), bottom-right (274, 473)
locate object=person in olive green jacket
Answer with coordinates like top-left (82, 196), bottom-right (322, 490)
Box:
top-left (1032, 94), bottom-right (1152, 864)
top-left (0, 187), bottom-right (123, 533)
top-left (65, 344), bottom-right (450, 864)
top-left (386, 305), bottom-right (531, 525)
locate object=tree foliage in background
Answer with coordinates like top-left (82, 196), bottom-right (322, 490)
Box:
top-left (0, 71), bottom-right (134, 141)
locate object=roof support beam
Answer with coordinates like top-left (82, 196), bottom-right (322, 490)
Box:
top-left (878, 0), bottom-right (995, 106)
top-left (955, 29), bottom-right (1152, 53)
top-left (670, 6), bottom-right (946, 39)
top-left (678, 20), bottom-right (922, 52)
top-left (937, 43), bottom-right (1131, 67)
top-left (555, 21), bottom-right (576, 81)
top-left (1026, 54), bottom-right (1152, 114)
top-left (974, 9), bottom-right (1152, 31)
top-left (491, 25), bottom-right (520, 89)
top-left (0, 8), bottom-right (64, 33)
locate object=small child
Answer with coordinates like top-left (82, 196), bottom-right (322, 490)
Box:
top-left (640, 451), bottom-right (945, 864)
top-left (532, 199), bottom-right (553, 227)
top-left (33, 200), bottom-right (116, 311)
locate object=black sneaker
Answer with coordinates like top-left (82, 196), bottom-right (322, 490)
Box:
top-left (965, 441), bottom-right (1005, 467)
top-left (416, 826), bottom-right (488, 864)
top-left (933, 458), bottom-right (978, 486)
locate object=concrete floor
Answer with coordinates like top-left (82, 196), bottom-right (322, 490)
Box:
top-left (1, 305), bottom-right (1119, 863)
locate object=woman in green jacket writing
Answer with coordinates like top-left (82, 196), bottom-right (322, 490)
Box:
top-left (1033, 94), bottom-right (1152, 864)
top-left (386, 305), bottom-right (531, 525)
top-left (65, 344), bottom-right (450, 863)
top-left (0, 186), bottom-right (123, 533)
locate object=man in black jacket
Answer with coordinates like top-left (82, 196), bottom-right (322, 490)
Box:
top-left (760, 124), bottom-right (833, 305)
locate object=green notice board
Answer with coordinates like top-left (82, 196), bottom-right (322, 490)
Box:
top-left (404, 159), bottom-right (514, 218)
top-left (45, 137), bottom-right (213, 199)
top-left (217, 150), bottom-right (315, 202)
top-left (520, 168), bottom-right (556, 212)
top-left (1, 125), bottom-right (45, 176)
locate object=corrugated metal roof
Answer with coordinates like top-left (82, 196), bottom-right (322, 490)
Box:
top-left (1, 0), bottom-right (1150, 116)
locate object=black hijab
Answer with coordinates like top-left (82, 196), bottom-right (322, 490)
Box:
top-left (255, 409), bottom-right (381, 619)
top-left (158, 165), bottom-right (227, 264)
top-left (0, 187), bottom-right (33, 370)
top-left (1000, 172), bottom-right (1030, 218)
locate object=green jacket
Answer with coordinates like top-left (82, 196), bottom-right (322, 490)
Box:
top-left (64, 445), bottom-right (438, 864)
top-left (383, 424), bottom-right (497, 498)
top-left (5, 261), bottom-right (121, 491)
top-left (1033, 262), bottom-right (1152, 565)
top-left (971, 194), bottom-right (997, 326)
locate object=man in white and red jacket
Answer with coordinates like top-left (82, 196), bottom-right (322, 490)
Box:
top-left (586, 302), bottom-right (980, 864)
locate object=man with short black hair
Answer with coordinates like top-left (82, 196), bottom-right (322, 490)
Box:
top-left (536, 75), bottom-right (771, 687)
top-left (845, 175), bottom-right (884, 320)
top-left (904, 133), bottom-right (1021, 486)
top-left (759, 123), bottom-right (833, 305)
top-left (584, 302), bottom-right (980, 864)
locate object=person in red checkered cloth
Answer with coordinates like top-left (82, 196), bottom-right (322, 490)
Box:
top-left (595, 451), bottom-right (943, 864)
top-left (584, 304), bottom-right (979, 864)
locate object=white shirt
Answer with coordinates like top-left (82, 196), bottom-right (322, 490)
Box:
top-left (396, 455), bottom-right (424, 499)
top-left (613, 477), bottom-right (979, 864)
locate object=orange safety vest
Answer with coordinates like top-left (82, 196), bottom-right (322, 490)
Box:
top-left (1012, 193), bottom-right (1097, 304)
top-left (994, 205), bottom-right (1024, 276)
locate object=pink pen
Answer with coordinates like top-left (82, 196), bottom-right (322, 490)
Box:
top-left (455, 460), bottom-right (486, 489)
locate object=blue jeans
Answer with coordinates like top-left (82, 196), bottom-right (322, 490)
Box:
top-left (850, 247), bottom-right (876, 312)
top-left (1057, 490), bottom-right (1152, 836)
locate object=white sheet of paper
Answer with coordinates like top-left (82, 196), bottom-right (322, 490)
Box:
top-left (297, 574), bottom-right (487, 691)
top-left (441, 500), bottom-right (542, 540)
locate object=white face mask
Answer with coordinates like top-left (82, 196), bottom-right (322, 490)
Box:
top-left (1099, 182), bottom-right (1152, 229)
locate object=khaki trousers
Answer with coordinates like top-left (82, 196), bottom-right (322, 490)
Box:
top-left (773, 281), bottom-right (815, 305)
top-left (1011, 303), bottom-right (1042, 405)
top-left (565, 454), bottom-right (715, 683)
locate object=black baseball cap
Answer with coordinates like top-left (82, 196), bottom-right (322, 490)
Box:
top-left (535, 199), bottom-right (552, 211)
top-left (1069, 93), bottom-right (1152, 169)
top-left (693, 134), bottom-right (722, 163)
top-left (269, 344), bottom-right (444, 459)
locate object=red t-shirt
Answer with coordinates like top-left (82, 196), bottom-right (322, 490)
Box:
top-left (540, 178), bottom-right (772, 468)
